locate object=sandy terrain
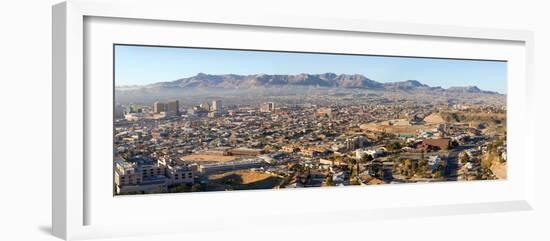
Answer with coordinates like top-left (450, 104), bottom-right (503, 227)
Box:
top-left (423, 113), bottom-right (446, 124)
top-left (209, 170), bottom-right (283, 190)
top-left (490, 161), bottom-right (507, 179)
top-left (360, 123), bottom-right (434, 135)
top-left (180, 154), bottom-right (240, 163)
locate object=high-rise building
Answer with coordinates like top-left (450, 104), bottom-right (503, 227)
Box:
top-left (261, 102), bottom-right (275, 112)
top-left (167, 100), bottom-right (179, 116)
top-left (153, 101), bottom-right (167, 113)
top-left (114, 104), bottom-right (126, 119)
top-left (212, 100), bottom-right (222, 112)
top-left (200, 101), bottom-right (211, 111)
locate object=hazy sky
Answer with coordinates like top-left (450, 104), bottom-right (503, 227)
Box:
top-left (115, 45), bottom-right (507, 94)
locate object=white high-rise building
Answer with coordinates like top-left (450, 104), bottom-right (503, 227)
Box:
top-left (261, 102), bottom-right (275, 112)
top-left (212, 100), bottom-right (223, 112)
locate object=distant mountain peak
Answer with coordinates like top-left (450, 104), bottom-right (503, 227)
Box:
top-left (404, 80), bottom-right (424, 86)
top-left (116, 73), bottom-right (500, 95)
top-left (158, 73), bottom-right (384, 89)
top-left (383, 79), bottom-right (429, 90)
top-left (447, 85), bottom-right (482, 93)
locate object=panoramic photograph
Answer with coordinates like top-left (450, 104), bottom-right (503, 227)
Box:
top-left (113, 45), bottom-right (507, 195)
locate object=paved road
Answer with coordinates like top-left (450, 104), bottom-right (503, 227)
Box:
top-left (443, 145), bottom-right (476, 181)
top-left (443, 150), bottom-right (459, 181)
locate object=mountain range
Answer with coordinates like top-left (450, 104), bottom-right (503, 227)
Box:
top-left (116, 73), bottom-right (500, 94)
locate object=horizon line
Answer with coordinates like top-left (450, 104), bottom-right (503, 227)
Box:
top-left (115, 72), bottom-right (505, 94)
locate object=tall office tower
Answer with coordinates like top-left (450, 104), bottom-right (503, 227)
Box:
top-left (261, 102), bottom-right (275, 112)
top-left (200, 101), bottom-right (211, 111)
top-left (153, 101), bottom-right (167, 113)
top-left (212, 100), bottom-right (223, 112)
top-left (167, 100), bottom-right (179, 116)
top-left (114, 104), bottom-right (126, 119)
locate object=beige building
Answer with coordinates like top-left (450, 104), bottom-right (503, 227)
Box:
top-left (164, 165), bottom-right (194, 185)
top-left (114, 161), bottom-right (143, 187)
top-left (153, 101), bottom-right (167, 113)
top-left (211, 100), bottom-right (222, 112)
top-left (260, 102), bottom-right (275, 112)
top-left (114, 156), bottom-right (194, 195)
top-left (200, 101), bottom-right (211, 111)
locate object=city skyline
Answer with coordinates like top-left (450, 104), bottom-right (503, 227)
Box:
top-left (114, 44), bottom-right (507, 195)
top-left (114, 45), bottom-right (507, 94)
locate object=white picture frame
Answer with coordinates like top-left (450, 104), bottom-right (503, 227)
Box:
top-left (52, 1), bottom-right (535, 240)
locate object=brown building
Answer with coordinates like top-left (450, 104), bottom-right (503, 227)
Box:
top-left (153, 101), bottom-right (167, 113)
top-left (167, 100), bottom-right (179, 116)
top-left (419, 138), bottom-right (451, 151)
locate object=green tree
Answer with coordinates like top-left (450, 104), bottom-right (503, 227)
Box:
top-left (405, 170), bottom-right (413, 179)
top-left (411, 161), bottom-right (418, 173)
top-left (361, 154), bottom-right (374, 163)
top-left (403, 159), bottom-right (412, 169)
top-left (493, 139), bottom-right (504, 149)
top-left (169, 184), bottom-right (191, 193)
top-left (152, 186), bottom-right (166, 194)
top-left (350, 177), bottom-right (360, 185)
top-left (349, 158), bottom-right (357, 168)
top-left (460, 154), bottom-right (470, 164)
top-left (433, 170), bottom-right (443, 179)
top-left (487, 143), bottom-right (494, 153)
top-left (325, 175), bottom-right (333, 186)
top-left (191, 183), bottom-right (202, 192)
top-left (385, 142), bottom-right (402, 151)
top-left (481, 154), bottom-right (493, 170)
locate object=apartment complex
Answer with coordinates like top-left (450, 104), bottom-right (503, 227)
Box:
top-left (260, 102), bottom-right (275, 112)
top-left (114, 155), bottom-right (194, 194)
top-left (212, 99), bottom-right (223, 112)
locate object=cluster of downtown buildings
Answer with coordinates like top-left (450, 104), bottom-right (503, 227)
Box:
top-left (113, 96), bottom-right (507, 195)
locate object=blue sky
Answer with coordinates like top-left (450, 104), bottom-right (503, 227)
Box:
top-left (115, 45), bottom-right (507, 94)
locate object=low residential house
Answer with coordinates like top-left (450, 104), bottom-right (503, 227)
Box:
top-left (301, 148), bottom-right (320, 157)
top-left (465, 148), bottom-right (481, 158)
top-left (428, 155), bottom-right (442, 172)
top-left (356, 148), bottom-right (384, 159)
top-left (319, 158), bottom-right (347, 166)
top-left (367, 149), bottom-right (385, 158)
top-left (332, 171), bottom-right (346, 186)
top-left (281, 144), bottom-right (300, 153)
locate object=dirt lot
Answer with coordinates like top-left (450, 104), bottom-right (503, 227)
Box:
top-left (360, 123), bottom-right (434, 135)
top-left (180, 154), bottom-right (240, 163)
top-left (424, 113), bottom-right (446, 124)
top-left (490, 161), bottom-right (507, 179)
top-left (209, 170), bottom-right (283, 190)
